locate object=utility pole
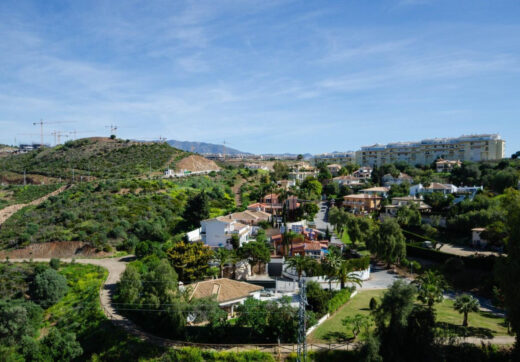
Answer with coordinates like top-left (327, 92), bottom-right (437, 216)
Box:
top-left (297, 278), bottom-right (308, 362)
top-left (23, 170), bottom-right (26, 186)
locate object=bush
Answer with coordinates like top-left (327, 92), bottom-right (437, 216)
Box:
top-left (328, 289), bottom-right (352, 314)
top-left (369, 297), bottom-right (378, 311)
top-left (49, 258), bottom-right (60, 270)
top-left (30, 269), bottom-right (68, 308)
top-left (307, 281), bottom-right (330, 316)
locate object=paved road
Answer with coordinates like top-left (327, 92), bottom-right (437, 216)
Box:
top-left (314, 201), bottom-right (342, 244)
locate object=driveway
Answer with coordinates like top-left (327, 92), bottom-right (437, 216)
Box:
top-left (361, 263), bottom-right (410, 290)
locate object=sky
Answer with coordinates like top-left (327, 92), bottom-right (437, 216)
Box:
top-left (0, 0), bottom-right (519, 155)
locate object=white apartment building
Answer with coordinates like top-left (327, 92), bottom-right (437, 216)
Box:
top-left (355, 134), bottom-right (505, 167)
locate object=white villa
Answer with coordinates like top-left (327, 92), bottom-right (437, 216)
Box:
top-left (200, 217), bottom-right (252, 249)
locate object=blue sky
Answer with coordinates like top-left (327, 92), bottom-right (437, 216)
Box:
top-left (1, 0), bottom-right (519, 155)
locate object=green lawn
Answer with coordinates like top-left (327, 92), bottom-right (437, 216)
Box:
top-left (309, 289), bottom-right (508, 343)
top-left (340, 231), bottom-right (371, 256)
top-left (309, 290), bottom-right (383, 342)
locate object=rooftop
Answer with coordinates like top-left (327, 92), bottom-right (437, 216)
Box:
top-left (188, 278), bottom-right (263, 304)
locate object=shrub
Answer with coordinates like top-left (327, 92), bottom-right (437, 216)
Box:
top-left (49, 258), bottom-right (60, 270)
top-left (369, 297), bottom-right (378, 311)
top-left (328, 289), bottom-right (351, 314)
top-left (30, 269), bottom-right (68, 308)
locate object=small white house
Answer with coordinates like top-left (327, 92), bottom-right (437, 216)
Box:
top-left (200, 217), bottom-right (252, 249)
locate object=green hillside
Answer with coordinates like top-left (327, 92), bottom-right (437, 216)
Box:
top-left (0, 138), bottom-right (186, 179)
top-left (0, 175), bottom-right (236, 251)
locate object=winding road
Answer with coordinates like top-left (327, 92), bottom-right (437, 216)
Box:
top-left (8, 255), bottom-right (515, 349)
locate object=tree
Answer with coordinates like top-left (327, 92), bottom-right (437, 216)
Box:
top-left (183, 192), bottom-right (210, 229)
top-left (213, 248), bottom-right (232, 278)
top-left (40, 328), bottom-right (83, 361)
top-left (342, 314), bottom-right (370, 339)
top-left (454, 294), bottom-right (480, 327)
top-left (324, 249), bottom-right (343, 290)
top-left (30, 269), bottom-right (69, 308)
top-left (389, 183), bottom-right (409, 198)
top-left (272, 162), bottom-right (289, 181)
top-left (373, 281), bottom-right (418, 362)
top-left (368, 219), bottom-right (406, 266)
top-left (338, 260), bottom-right (362, 290)
top-left (237, 297), bottom-right (299, 342)
top-left (0, 300), bottom-right (42, 347)
top-left (300, 177), bottom-right (322, 200)
top-left (414, 270), bottom-right (446, 308)
top-left (285, 255), bottom-right (312, 281)
top-left (496, 189), bottom-right (520, 345)
top-left (306, 281), bottom-right (329, 315)
top-left (118, 264), bottom-right (142, 305)
top-left (396, 205), bottom-right (421, 228)
top-left (239, 241), bottom-right (271, 274)
top-left (424, 192), bottom-right (454, 213)
top-left (302, 202), bottom-right (319, 220)
top-left (374, 280), bottom-right (417, 331)
top-left (166, 241), bottom-right (214, 282)
top-left (450, 162), bottom-right (481, 186)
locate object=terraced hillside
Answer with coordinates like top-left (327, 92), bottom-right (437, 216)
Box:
top-left (0, 138), bottom-right (187, 179)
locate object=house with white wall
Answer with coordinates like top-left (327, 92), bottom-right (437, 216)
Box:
top-left (200, 217), bottom-right (252, 249)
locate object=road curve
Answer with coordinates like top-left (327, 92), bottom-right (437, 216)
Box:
top-left (8, 257), bottom-right (515, 349)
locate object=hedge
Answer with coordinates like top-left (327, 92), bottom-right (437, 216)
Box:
top-left (327, 289), bottom-right (352, 314)
top-left (346, 256), bottom-right (370, 271)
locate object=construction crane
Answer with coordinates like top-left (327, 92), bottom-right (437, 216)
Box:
top-left (51, 131), bottom-right (70, 146)
top-left (105, 124), bottom-right (118, 137)
top-left (32, 120), bottom-right (74, 148)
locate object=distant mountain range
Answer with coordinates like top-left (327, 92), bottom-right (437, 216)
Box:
top-left (167, 140), bottom-right (248, 155)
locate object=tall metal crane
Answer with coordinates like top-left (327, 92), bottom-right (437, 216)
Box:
top-left (32, 120), bottom-right (74, 148)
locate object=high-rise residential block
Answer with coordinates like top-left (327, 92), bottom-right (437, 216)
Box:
top-left (355, 134), bottom-right (505, 167)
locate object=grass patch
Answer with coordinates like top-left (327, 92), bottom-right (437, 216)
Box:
top-left (309, 289), bottom-right (508, 343)
top-left (309, 290), bottom-right (383, 342)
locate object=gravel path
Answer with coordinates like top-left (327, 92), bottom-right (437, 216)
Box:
top-left (0, 185), bottom-right (68, 226)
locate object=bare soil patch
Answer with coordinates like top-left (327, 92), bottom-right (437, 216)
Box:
top-left (0, 241), bottom-right (108, 259)
top-left (175, 155), bottom-right (220, 172)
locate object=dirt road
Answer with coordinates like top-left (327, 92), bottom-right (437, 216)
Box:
top-left (0, 185), bottom-right (68, 226)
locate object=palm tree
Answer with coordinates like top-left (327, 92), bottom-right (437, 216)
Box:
top-left (338, 261), bottom-right (362, 290)
top-left (285, 255), bottom-right (311, 281)
top-left (213, 248), bottom-right (232, 279)
top-left (454, 294), bottom-right (480, 327)
top-left (229, 250), bottom-right (241, 280)
top-left (325, 250), bottom-right (343, 291)
top-left (415, 270), bottom-right (447, 308)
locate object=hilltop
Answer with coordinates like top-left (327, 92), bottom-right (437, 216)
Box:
top-left (167, 139), bottom-right (248, 155)
top-left (0, 137), bottom-right (188, 179)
